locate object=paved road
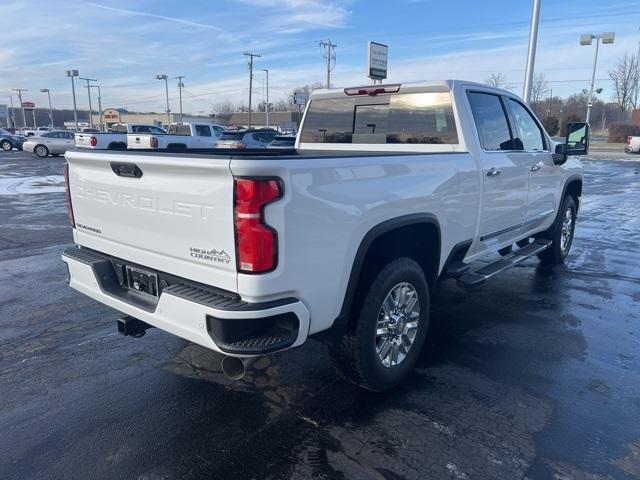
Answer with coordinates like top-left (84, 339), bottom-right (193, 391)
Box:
top-left (1, 151), bottom-right (639, 479)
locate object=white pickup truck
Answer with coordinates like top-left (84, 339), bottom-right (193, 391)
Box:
top-left (626, 136), bottom-right (640, 153)
top-left (75, 123), bottom-right (166, 150)
top-left (126, 122), bottom-right (224, 149)
top-left (62, 80), bottom-right (588, 391)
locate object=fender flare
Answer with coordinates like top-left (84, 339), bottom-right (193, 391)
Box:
top-left (314, 213), bottom-right (441, 344)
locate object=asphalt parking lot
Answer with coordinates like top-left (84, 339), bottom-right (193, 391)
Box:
top-left (1, 150), bottom-right (639, 480)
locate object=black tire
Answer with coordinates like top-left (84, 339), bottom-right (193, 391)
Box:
top-left (329, 257), bottom-right (430, 392)
top-left (34, 145), bottom-right (49, 158)
top-left (1, 140), bottom-right (12, 151)
top-left (537, 195), bottom-right (577, 264)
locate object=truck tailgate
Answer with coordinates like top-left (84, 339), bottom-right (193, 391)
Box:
top-left (127, 133), bottom-right (153, 149)
top-left (74, 133), bottom-right (94, 148)
top-left (65, 150), bottom-right (238, 293)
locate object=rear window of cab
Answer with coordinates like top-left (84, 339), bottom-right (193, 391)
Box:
top-left (299, 92), bottom-right (458, 145)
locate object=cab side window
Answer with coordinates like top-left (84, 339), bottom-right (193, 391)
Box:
top-left (195, 125), bottom-right (212, 137)
top-left (467, 92), bottom-right (514, 151)
top-left (507, 99), bottom-right (545, 151)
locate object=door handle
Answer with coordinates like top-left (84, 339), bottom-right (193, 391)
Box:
top-left (530, 164), bottom-right (541, 172)
top-left (486, 168), bottom-right (501, 177)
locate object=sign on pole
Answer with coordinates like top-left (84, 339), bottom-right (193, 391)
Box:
top-left (293, 93), bottom-right (307, 105)
top-left (368, 41), bottom-right (388, 81)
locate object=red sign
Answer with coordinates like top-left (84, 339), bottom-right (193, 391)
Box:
top-left (21, 101), bottom-right (35, 108)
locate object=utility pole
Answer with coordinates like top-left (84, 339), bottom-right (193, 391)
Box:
top-left (40, 88), bottom-right (53, 127)
top-left (320, 40), bottom-right (337, 89)
top-left (8, 95), bottom-right (16, 128)
top-left (522, 0), bottom-right (541, 103)
top-left (243, 52), bottom-right (261, 128)
top-left (66, 69), bottom-right (79, 131)
top-left (156, 74), bottom-right (171, 127)
top-left (79, 77), bottom-right (97, 129)
top-left (262, 69), bottom-right (269, 128)
top-left (175, 76), bottom-right (185, 123)
top-left (12, 88), bottom-right (28, 129)
top-left (87, 84), bottom-right (103, 131)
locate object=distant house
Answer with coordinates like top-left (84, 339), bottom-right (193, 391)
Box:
top-left (228, 111), bottom-right (302, 132)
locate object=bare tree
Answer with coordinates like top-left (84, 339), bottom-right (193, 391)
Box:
top-left (484, 72), bottom-right (512, 90)
top-left (530, 73), bottom-right (550, 112)
top-left (608, 51), bottom-right (640, 121)
top-left (213, 99), bottom-right (237, 115)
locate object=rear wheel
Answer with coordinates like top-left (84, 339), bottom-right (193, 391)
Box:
top-left (537, 195), bottom-right (577, 264)
top-left (1, 140), bottom-right (12, 151)
top-left (329, 257), bottom-right (430, 392)
top-left (34, 145), bottom-right (49, 157)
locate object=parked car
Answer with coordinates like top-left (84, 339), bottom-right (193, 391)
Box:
top-left (0, 128), bottom-right (25, 151)
top-left (215, 129), bottom-right (279, 149)
top-left (267, 135), bottom-right (296, 149)
top-left (625, 136), bottom-right (640, 154)
top-left (126, 122), bottom-right (224, 149)
top-left (23, 130), bottom-right (75, 157)
top-left (75, 123), bottom-right (166, 150)
top-left (62, 80), bottom-right (587, 391)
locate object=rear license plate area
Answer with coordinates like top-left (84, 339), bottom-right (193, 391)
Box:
top-left (125, 266), bottom-right (159, 297)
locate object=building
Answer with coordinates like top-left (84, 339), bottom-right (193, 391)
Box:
top-left (228, 111), bottom-right (302, 132)
top-left (88, 108), bottom-right (217, 130)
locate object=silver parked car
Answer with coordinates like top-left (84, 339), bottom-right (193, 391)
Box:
top-left (215, 129), bottom-right (279, 149)
top-left (23, 130), bottom-right (76, 157)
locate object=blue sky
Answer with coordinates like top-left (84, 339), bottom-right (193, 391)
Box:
top-left (1, 0), bottom-right (639, 114)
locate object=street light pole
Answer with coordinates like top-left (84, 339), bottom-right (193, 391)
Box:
top-left (40, 88), bottom-right (53, 127)
top-left (262, 69), bottom-right (269, 128)
top-left (12, 88), bottom-right (28, 129)
top-left (244, 52), bottom-right (261, 128)
top-left (66, 69), bottom-right (79, 131)
top-left (522, 0), bottom-right (541, 103)
top-left (156, 74), bottom-right (171, 127)
top-left (581, 32), bottom-right (615, 123)
top-left (175, 76), bottom-right (185, 123)
top-left (79, 77), bottom-right (97, 129)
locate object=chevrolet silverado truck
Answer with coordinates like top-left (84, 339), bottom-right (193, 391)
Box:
top-left (75, 123), bottom-right (166, 150)
top-left (126, 122), bottom-right (225, 149)
top-left (62, 81), bottom-right (588, 391)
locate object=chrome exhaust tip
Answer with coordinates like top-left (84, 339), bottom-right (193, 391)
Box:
top-left (220, 355), bottom-right (258, 381)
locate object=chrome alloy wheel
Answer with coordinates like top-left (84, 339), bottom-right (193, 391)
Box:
top-left (560, 206), bottom-right (574, 253)
top-left (375, 282), bottom-right (420, 368)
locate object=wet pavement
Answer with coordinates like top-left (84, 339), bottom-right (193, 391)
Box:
top-left (1, 150), bottom-right (639, 480)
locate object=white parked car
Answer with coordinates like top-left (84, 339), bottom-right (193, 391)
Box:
top-left (625, 136), bottom-right (640, 153)
top-left (62, 80), bottom-right (587, 391)
top-left (126, 122), bottom-right (224, 149)
top-left (23, 130), bottom-right (76, 157)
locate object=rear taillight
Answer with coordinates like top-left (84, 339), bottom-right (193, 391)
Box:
top-left (150, 136), bottom-right (158, 148)
top-left (234, 178), bottom-right (283, 273)
top-left (627, 136), bottom-right (632, 145)
top-left (89, 136), bottom-right (97, 147)
top-left (64, 163), bottom-right (75, 227)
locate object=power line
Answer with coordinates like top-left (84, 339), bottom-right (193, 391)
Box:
top-left (319, 40), bottom-right (336, 89)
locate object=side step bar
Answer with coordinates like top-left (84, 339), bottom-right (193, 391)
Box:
top-left (456, 239), bottom-right (551, 288)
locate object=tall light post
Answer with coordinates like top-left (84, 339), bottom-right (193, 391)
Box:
top-left (66, 69), bottom-right (79, 131)
top-left (40, 88), bottom-right (53, 127)
top-left (243, 52), bottom-right (261, 128)
top-left (522, 0), bottom-right (541, 104)
top-left (580, 32), bottom-right (615, 123)
top-left (79, 77), bottom-right (97, 129)
top-left (262, 69), bottom-right (269, 128)
top-left (156, 74), bottom-right (171, 127)
top-left (12, 88), bottom-right (28, 129)
top-left (175, 76), bottom-right (185, 123)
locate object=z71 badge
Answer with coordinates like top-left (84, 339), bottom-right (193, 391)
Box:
top-left (189, 247), bottom-right (231, 264)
